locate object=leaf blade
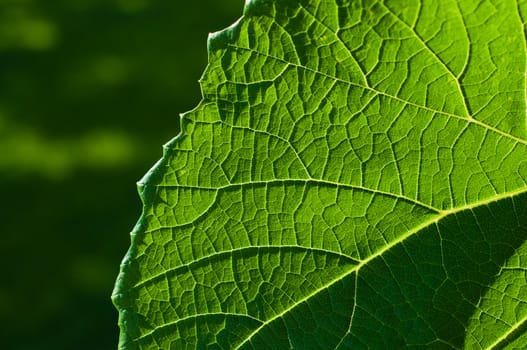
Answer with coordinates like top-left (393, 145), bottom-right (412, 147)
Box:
top-left (113, 1), bottom-right (527, 348)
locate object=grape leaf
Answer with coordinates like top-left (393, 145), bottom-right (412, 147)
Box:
top-left (112, 0), bottom-right (527, 348)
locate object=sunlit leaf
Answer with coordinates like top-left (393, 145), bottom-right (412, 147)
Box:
top-left (113, 0), bottom-right (527, 348)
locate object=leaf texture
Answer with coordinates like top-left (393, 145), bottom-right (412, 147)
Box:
top-left (113, 0), bottom-right (527, 348)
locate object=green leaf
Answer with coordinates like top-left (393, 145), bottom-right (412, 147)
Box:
top-left (112, 0), bottom-right (527, 348)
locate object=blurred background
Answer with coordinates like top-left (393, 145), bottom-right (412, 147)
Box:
top-left (0, 0), bottom-right (243, 348)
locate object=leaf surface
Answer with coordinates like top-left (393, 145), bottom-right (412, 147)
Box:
top-left (113, 0), bottom-right (527, 348)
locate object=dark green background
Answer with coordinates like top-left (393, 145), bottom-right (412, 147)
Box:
top-left (0, 1), bottom-right (243, 348)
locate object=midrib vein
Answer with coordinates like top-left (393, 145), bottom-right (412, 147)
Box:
top-left (135, 187), bottom-right (527, 293)
top-left (232, 214), bottom-right (443, 350)
top-left (232, 186), bottom-right (527, 349)
top-left (486, 313), bottom-right (527, 349)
